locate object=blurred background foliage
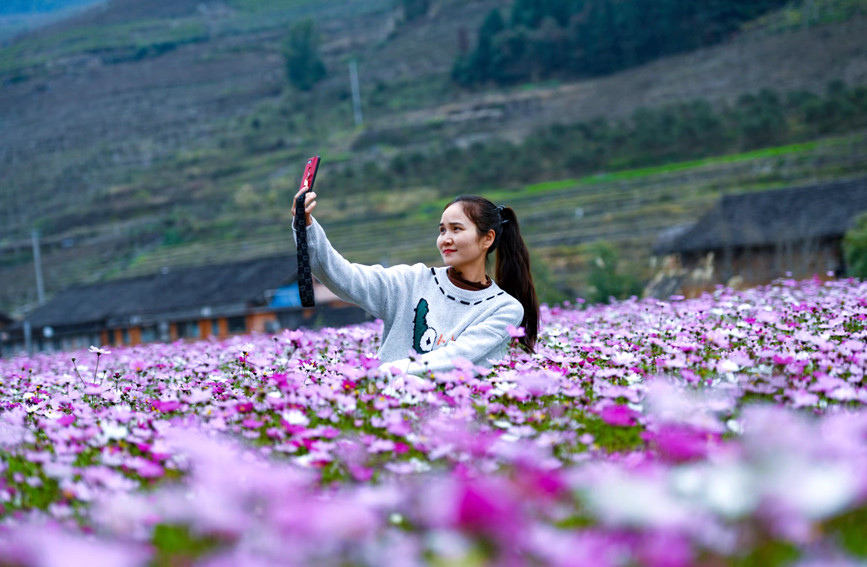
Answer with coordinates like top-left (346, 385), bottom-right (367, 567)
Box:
top-left (843, 212), bottom-right (867, 278)
top-left (453, 0), bottom-right (794, 86)
top-left (335, 80), bottom-right (867, 193)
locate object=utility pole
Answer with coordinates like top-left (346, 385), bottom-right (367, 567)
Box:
top-left (349, 59), bottom-right (363, 127)
top-left (32, 228), bottom-right (45, 305)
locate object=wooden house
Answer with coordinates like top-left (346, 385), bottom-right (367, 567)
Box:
top-left (1, 255), bottom-right (369, 355)
top-left (650, 177), bottom-right (867, 297)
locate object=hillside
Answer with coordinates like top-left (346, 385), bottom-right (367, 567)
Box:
top-left (0, 0), bottom-right (106, 42)
top-left (2, 0), bottom-right (867, 316)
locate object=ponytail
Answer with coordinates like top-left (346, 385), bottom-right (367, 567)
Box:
top-left (446, 196), bottom-right (540, 352)
top-left (494, 206), bottom-right (539, 352)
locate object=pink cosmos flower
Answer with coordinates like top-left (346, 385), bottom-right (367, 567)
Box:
top-left (643, 423), bottom-right (716, 463)
top-left (0, 524), bottom-right (150, 567)
top-left (598, 403), bottom-right (640, 427)
top-left (506, 324), bottom-right (526, 338)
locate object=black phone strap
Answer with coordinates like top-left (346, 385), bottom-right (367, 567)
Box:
top-left (295, 193), bottom-right (315, 308)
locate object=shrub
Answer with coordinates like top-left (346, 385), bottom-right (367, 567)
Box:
top-left (281, 19), bottom-right (326, 92)
top-left (585, 241), bottom-right (643, 304)
top-left (843, 211), bottom-right (867, 278)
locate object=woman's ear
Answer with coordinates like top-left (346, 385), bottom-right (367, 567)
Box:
top-left (482, 229), bottom-right (496, 250)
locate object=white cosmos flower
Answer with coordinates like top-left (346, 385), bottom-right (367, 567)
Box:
top-left (582, 467), bottom-right (696, 529)
top-left (99, 421), bottom-right (129, 441)
top-left (282, 409), bottom-right (309, 426)
top-left (43, 409), bottom-right (62, 420)
top-left (764, 457), bottom-right (858, 520)
top-left (682, 461), bottom-right (758, 519)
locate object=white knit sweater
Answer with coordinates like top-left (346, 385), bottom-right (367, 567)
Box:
top-left (297, 218), bottom-right (524, 374)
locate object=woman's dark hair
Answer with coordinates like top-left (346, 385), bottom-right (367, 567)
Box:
top-left (446, 195), bottom-right (540, 352)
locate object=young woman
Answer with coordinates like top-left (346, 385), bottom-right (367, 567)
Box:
top-left (293, 188), bottom-right (539, 375)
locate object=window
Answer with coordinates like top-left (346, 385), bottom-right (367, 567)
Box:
top-left (177, 321), bottom-right (200, 339)
top-left (141, 326), bottom-right (157, 343)
top-left (227, 316), bottom-right (246, 334)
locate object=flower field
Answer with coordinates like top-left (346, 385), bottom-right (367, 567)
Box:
top-left (2, 277), bottom-right (867, 566)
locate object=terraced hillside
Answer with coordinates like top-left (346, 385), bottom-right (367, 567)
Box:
top-left (3, 130), bottom-right (865, 315)
top-left (113, 131), bottom-right (867, 298)
top-left (2, 0), bottom-right (867, 316)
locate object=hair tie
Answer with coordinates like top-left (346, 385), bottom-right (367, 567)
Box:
top-left (497, 205), bottom-right (509, 225)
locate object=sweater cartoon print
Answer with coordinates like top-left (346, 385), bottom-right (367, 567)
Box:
top-left (296, 219), bottom-right (524, 374)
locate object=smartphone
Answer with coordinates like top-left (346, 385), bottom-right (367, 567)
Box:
top-left (294, 155), bottom-right (320, 230)
top-left (295, 156), bottom-right (321, 309)
top-left (299, 156), bottom-right (321, 193)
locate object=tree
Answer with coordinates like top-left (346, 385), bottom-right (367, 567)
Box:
top-left (281, 19), bottom-right (326, 91)
top-left (843, 211), bottom-right (867, 279)
top-left (510, 0), bottom-right (546, 28)
top-left (733, 89), bottom-right (788, 150)
top-left (452, 9), bottom-right (505, 86)
top-left (453, 0), bottom-right (789, 87)
top-left (585, 241), bottom-right (643, 304)
top-left (578, 0), bottom-right (624, 76)
top-left (531, 252), bottom-right (571, 306)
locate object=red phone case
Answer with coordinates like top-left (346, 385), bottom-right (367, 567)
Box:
top-left (295, 156), bottom-right (321, 309)
top-left (299, 156), bottom-right (320, 192)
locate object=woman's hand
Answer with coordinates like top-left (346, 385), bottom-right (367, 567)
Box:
top-left (292, 188), bottom-right (317, 227)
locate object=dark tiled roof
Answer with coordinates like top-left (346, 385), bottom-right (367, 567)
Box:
top-left (655, 177), bottom-right (867, 254)
top-left (20, 255), bottom-right (298, 329)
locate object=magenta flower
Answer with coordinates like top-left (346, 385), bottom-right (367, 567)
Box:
top-left (151, 400), bottom-right (181, 413)
top-left (0, 524), bottom-right (150, 567)
top-left (643, 423), bottom-right (717, 463)
top-left (506, 324), bottom-right (526, 338)
top-left (598, 403), bottom-right (641, 427)
top-left (1, 276), bottom-right (867, 565)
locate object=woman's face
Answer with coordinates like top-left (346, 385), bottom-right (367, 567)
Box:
top-left (437, 203), bottom-right (494, 276)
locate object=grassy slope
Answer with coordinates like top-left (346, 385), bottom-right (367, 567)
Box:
top-left (1, 0), bottom-right (867, 315)
top-left (118, 130), bottom-right (867, 296)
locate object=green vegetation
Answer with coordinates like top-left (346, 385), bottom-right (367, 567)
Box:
top-left (584, 241), bottom-right (643, 304)
top-left (453, 0), bottom-right (790, 86)
top-left (2, 0), bottom-right (867, 315)
top-left (0, 0), bottom-right (98, 15)
top-left (0, 19), bottom-right (209, 76)
top-left (530, 251), bottom-right (570, 306)
top-left (336, 81), bottom-right (867, 197)
top-left (744, 0), bottom-right (867, 33)
top-left (2, 455), bottom-right (61, 513)
top-left (227, 0), bottom-right (318, 13)
top-left (843, 211), bottom-right (867, 279)
top-left (281, 19), bottom-right (326, 92)
top-left (825, 505), bottom-right (867, 558)
top-left (152, 524), bottom-right (228, 566)
top-left (399, 0), bottom-right (430, 22)
top-left (54, 128), bottom-right (867, 310)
